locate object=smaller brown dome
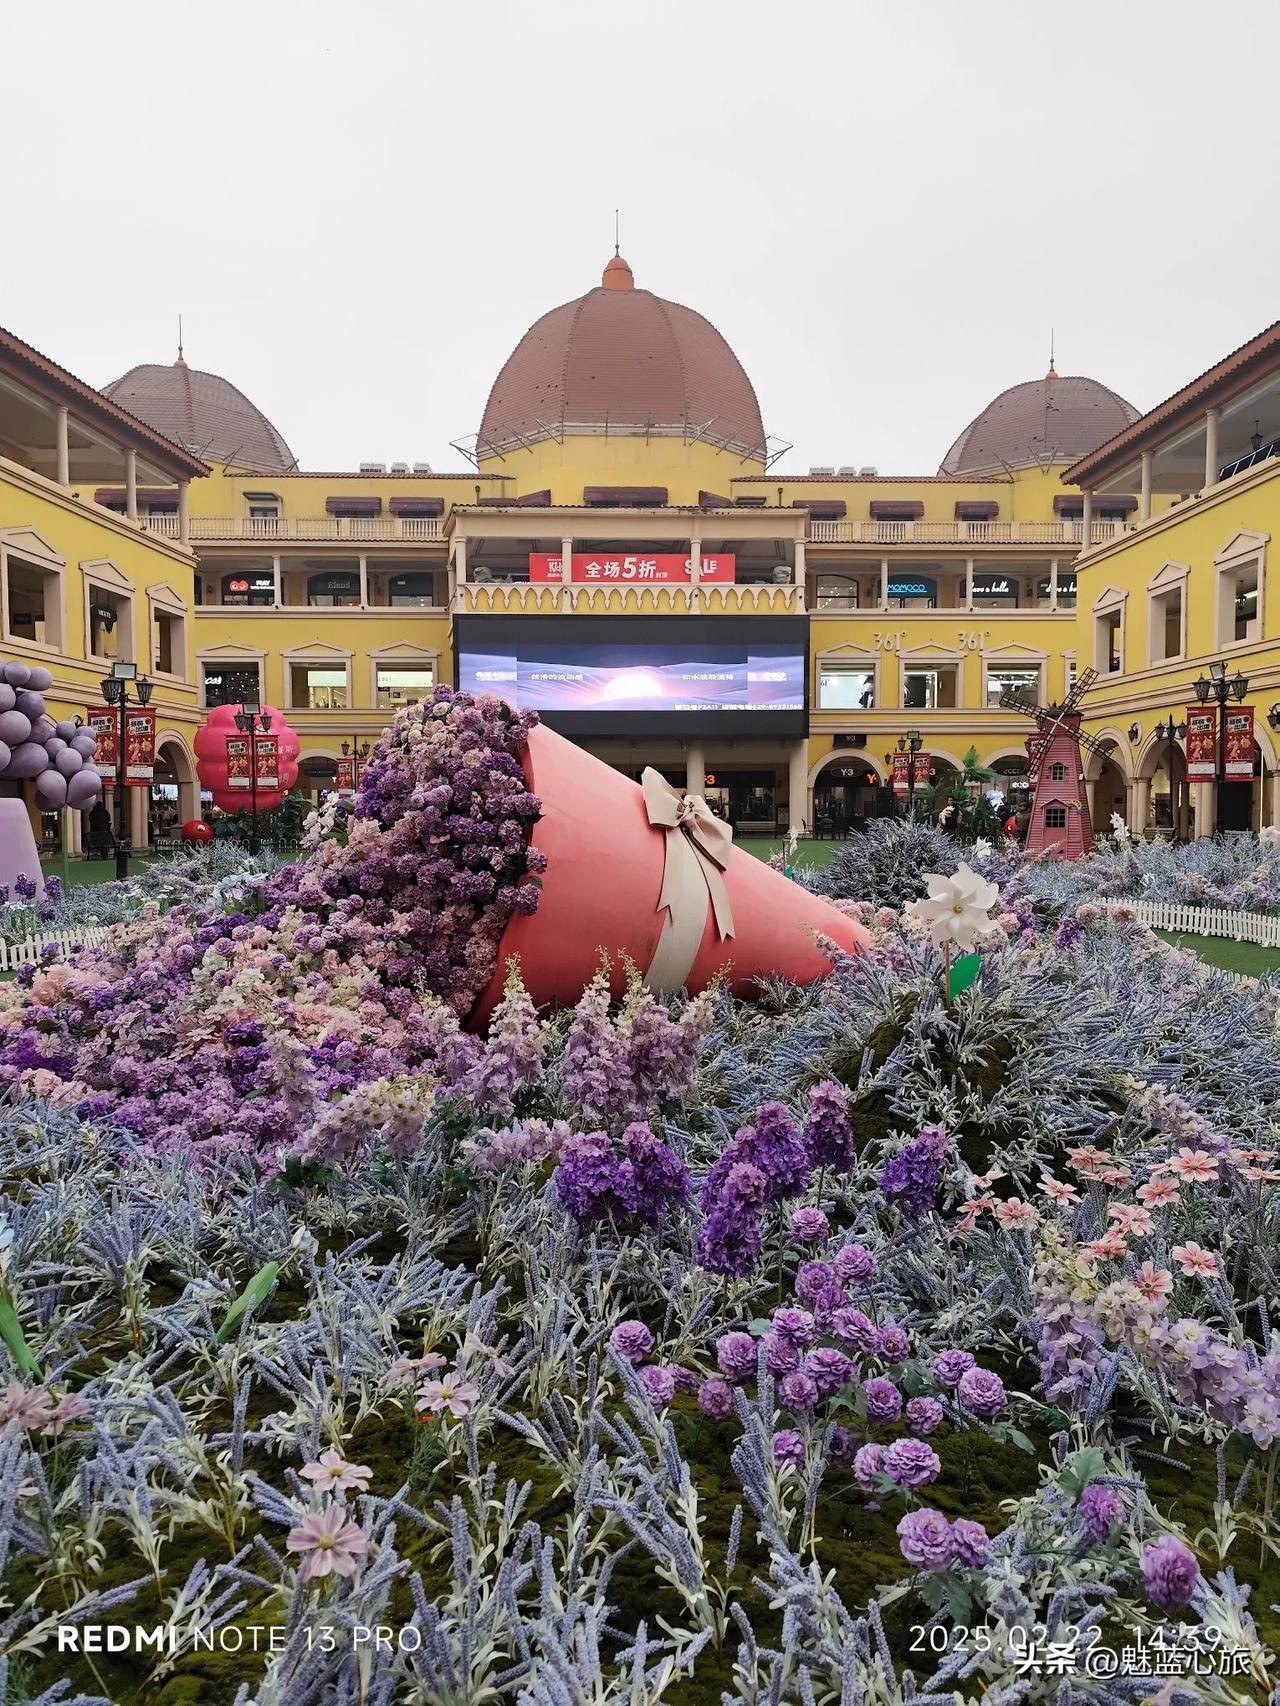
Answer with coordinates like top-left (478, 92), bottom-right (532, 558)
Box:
top-left (940, 372), bottom-right (1139, 476)
top-left (103, 358), bottom-right (296, 472)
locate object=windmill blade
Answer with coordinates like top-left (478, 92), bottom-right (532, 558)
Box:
top-left (999, 686), bottom-right (1045, 719)
top-left (1063, 666), bottom-right (1099, 713)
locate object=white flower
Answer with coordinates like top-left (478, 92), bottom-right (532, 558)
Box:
top-left (1110, 812), bottom-right (1132, 847)
top-left (1260, 824), bottom-right (1280, 849)
top-left (903, 864), bottom-right (1000, 951)
top-left (972, 838), bottom-right (993, 860)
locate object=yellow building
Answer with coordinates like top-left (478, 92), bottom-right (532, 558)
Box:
top-left (7, 253), bottom-right (1185, 847)
top-left (0, 326), bottom-right (207, 851)
top-left (1064, 319), bottom-right (1280, 839)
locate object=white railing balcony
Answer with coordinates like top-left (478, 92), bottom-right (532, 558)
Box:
top-left (807, 519), bottom-right (1123, 546)
top-left (456, 580), bottom-right (804, 616)
top-left (139, 515), bottom-right (445, 543)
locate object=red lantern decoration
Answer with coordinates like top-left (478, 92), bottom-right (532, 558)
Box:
top-left (194, 704), bottom-right (301, 814)
top-left (180, 819), bottom-right (215, 844)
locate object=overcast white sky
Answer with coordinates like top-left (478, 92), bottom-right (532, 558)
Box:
top-left (6, 0), bottom-right (1279, 476)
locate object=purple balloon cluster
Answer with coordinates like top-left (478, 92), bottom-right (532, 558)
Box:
top-left (0, 660), bottom-right (103, 812)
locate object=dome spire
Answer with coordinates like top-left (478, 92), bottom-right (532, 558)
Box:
top-left (176, 312), bottom-right (186, 368)
top-left (1046, 327), bottom-right (1057, 381)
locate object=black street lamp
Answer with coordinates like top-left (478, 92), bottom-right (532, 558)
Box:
top-left (1152, 712), bottom-right (1187, 842)
top-left (233, 700), bottom-right (273, 854)
top-left (896, 728), bottom-right (924, 814)
top-left (341, 737), bottom-right (371, 791)
top-left (98, 661), bottom-right (153, 880)
top-left (1194, 660), bottom-right (1250, 835)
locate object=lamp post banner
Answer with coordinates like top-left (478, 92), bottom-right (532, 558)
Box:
top-left (255, 735), bottom-right (280, 791)
top-left (1185, 706), bottom-right (1217, 780)
top-left (86, 709), bottom-right (118, 778)
top-left (336, 757), bottom-right (355, 790)
top-left (226, 736), bottom-right (251, 789)
top-left (892, 752), bottom-right (933, 794)
top-left (1224, 705), bottom-right (1255, 779)
top-left (123, 707), bottom-right (156, 785)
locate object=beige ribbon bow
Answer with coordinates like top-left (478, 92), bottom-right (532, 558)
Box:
top-left (641, 767), bottom-right (735, 995)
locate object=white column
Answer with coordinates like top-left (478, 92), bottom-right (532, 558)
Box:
top-left (55, 407), bottom-right (70, 487)
top-left (1270, 771), bottom-right (1280, 834)
top-left (125, 449), bottom-right (138, 520)
top-left (685, 742), bottom-right (706, 797)
top-left (880, 558), bottom-right (889, 609)
top-left (1204, 408), bottom-right (1220, 491)
top-left (1079, 490), bottom-right (1093, 556)
top-left (1140, 451), bottom-right (1153, 523)
top-left (178, 481), bottom-right (190, 546)
top-left (964, 557), bottom-right (974, 611)
top-left (788, 738), bottom-right (810, 836)
top-left (560, 536), bottom-right (573, 586)
top-left (66, 809), bottom-right (82, 857)
top-left (129, 786), bottom-right (149, 852)
top-left (272, 555), bottom-right (283, 608)
top-left (1194, 780), bottom-right (1214, 839)
top-left (1084, 776), bottom-right (1097, 824)
top-left (454, 535), bottom-right (467, 583)
top-left (793, 535), bottom-right (805, 590)
top-left (1130, 777), bottom-right (1151, 838)
top-left (1049, 559), bottom-right (1059, 611)
top-left (358, 555), bottom-right (369, 608)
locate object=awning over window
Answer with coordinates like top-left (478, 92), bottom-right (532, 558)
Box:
top-left (1054, 494), bottom-right (1138, 515)
top-left (94, 487), bottom-right (178, 506)
top-left (388, 497), bottom-right (444, 517)
top-left (954, 501), bottom-right (999, 520)
top-left (325, 497), bottom-right (382, 517)
top-left (583, 485), bottom-right (668, 506)
top-left (474, 489), bottom-right (552, 507)
top-left (792, 499), bottom-right (848, 519)
top-left (698, 490), bottom-right (732, 508)
top-left (870, 501), bottom-right (924, 520)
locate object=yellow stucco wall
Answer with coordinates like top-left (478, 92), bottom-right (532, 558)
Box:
top-left (477, 436), bottom-right (763, 508)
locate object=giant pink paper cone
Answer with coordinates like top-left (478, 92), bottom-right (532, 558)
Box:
top-left (470, 723), bottom-right (870, 1024)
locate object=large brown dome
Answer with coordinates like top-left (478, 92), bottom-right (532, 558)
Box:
top-left (939, 369), bottom-right (1139, 476)
top-left (103, 358), bottom-right (296, 472)
top-left (478, 256), bottom-right (767, 461)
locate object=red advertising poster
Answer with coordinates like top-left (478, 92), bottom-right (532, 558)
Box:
top-left (528, 551), bottom-right (736, 585)
top-left (255, 735), bottom-right (279, 790)
top-left (123, 707), bottom-right (156, 786)
top-left (335, 757), bottom-right (355, 790)
top-left (892, 753), bottom-right (932, 794)
top-left (226, 735), bottom-right (251, 790)
top-left (1224, 705), bottom-right (1255, 780)
top-left (86, 708), bottom-right (117, 779)
top-left (1185, 705), bottom-right (1217, 780)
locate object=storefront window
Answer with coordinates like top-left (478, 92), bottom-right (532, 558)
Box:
top-left (817, 666), bottom-right (874, 709)
top-left (290, 665), bottom-right (348, 709)
top-left (886, 576), bottom-right (938, 610)
top-left (221, 573), bottom-right (274, 607)
top-left (388, 573), bottom-right (436, 608)
top-left (903, 665), bottom-right (958, 709)
top-left (202, 665), bottom-right (261, 709)
top-left (307, 572), bottom-right (361, 608)
top-left (971, 575), bottom-right (1019, 610)
top-left (815, 576), bottom-right (859, 610)
top-left (985, 666), bottom-right (1040, 709)
top-left (376, 664), bottom-right (435, 709)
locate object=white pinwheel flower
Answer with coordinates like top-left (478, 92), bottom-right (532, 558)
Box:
top-left (904, 864), bottom-right (1000, 951)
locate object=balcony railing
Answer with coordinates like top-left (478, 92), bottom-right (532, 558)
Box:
top-left (807, 519), bottom-right (1123, 545)
top-left (140, 515), bottom-right (445, 543)
top-left (456, 581), bottom-right (804, 615)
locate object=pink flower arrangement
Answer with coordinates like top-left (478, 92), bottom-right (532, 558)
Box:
top-left (299, 1449), bottom-right (373, 1496)
top-left (1165, 1148), bottom-right (1219, 1184)
top-left (286, 1504), bottom-right (369, 1581)
top-left (1171, 1242), bottom-right (1219, 1279)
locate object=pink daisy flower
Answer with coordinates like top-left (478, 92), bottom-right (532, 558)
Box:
top-left (299, 1449), bottom-right (373, 1495)
top-left (1108, 1203), bottom-right (1154, 1236)
top-left (1136, 1176), bottom-right (1181, 1208)
top-left (1082, 1229), bottom-right (1129, 1262)
top-left (1135, 1260), bottom-right (1174, 1303)
top-left (994, 1199), bottom-right (1037, 1231)
top-left (1172, 1242), bottom-right (1219, 1278)
top-left (1166, 1148), bottom-right (1218, 1184)
top-left (416, 1376), bottom-right (481, 1418)
top-left (1040, 1176), bottom-right (1080, 1205)
top-left (287, 1504), bottom-right (369, 1580)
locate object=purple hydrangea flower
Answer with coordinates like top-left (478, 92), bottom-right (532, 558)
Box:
top-left (803, 1346), bottom-right (854, 1397)
top-left (750, 1102), bottom-right (812, 1202)
top-left (773, 1429), bottom-right (806, 1469)
top-left (789, 1206), bottom-right (830, 1245)
top-left (878, 1123), bottom-right (951, 1220)
top-left (622, 1122), bottom-right (691, 1224)
top-left (834, 1242), bottom-right (877, 1286)
top-left (811, 1282), bottom-right (849, 1328)
top-left (853, 1442), bottom-right (887, 1493)
top-left (763, 1330), bottom-right (801, 1376)
top-left (697, 1377), bottom-right (735, 1419)
top-left (696, 1159), bottom-right (767, 1279)
top-left (771, 1307), bottom-right (816, 1347)
top-left (609, 1320), bottom-right (654, 1363)
top-left (950, 1518), bottom-right (991, 1566)
top-left (803, 1079), bottom-right (856, 1171)
top-left (876, 1324), bottom-right (911, 1365)
top-left (794, 1261), bottom-right (836, 1304)
top-left (884, 1437), bottom-right (941, 1489)
top-left (831, 1307), bottom-right (878, 1354)
top-left (906, 1396), bottom-right (945, 1436)
top-left (637, 1364), bottom-right (676, 1408)
top-left (864, 1376), bottom-right (903, 1423)
top-left (957, 1366), bottom-right (1007, 1419)
top-left (778, 1370), bottom-right (819, 1413)
top-left (1079, 1481), bottom-right (1125, 1543)
top-left (1140, 1535), bottom-right (1199, 1610)
top-left (827, 1424), bottom-right (857, 1467)
top-left (716, 1331), bottom-right (759, 1384)
top-left (1054, 916), bottom-right (1084, 950)
top-left (932, 1348), bottom-right (976, 1390)
top-left (669, 1365), bottom-right (697, 1395)
top-left (897, 1507), bottom-right (953, 1571)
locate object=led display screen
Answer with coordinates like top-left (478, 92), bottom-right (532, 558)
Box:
top-left (454, 616), bottom-right (809, 738)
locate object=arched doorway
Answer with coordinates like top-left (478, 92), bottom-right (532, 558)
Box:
top-left (300, 756), bottom-right (338, 804)
top-left (812, 755), bottom-right (884, 836)
top-left (1138, 732), bottom-right (1188, 841)
top-left (153, 736), bottom-right (199, 842)
top-left (1087, 739), bottom-right (1128, 834)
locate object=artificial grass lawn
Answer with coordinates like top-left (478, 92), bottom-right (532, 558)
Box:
top-left (738, 836), bottom-right (840, 869)
top-left (40, 855), bottom-right (167, 886)
top-left (1153, 929), bottom-right (1280, 979)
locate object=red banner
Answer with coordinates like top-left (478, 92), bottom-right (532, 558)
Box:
top-left (226, 735), bottom-right (251, 790)
top-left (528, 551), bottom-right (735, 585)
top-left (123, 708), bottom-right (155, 786)
top-left (86, 708), bottom-right (117, 779)
top-left (1224, 705), bottom-right (1255, 780)
top-left (892, 752), bottom-right (933, 795)
top-left (1185, 706), bottom-right (1217, 781)
top-left (255, 735), bottom-right (279, 791)
top-left (335, 757), bottom-right (355, 790)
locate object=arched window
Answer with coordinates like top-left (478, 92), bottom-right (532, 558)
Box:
top-left (815, 576), bottom-right (859, 611)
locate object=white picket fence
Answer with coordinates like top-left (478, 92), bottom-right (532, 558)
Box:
top-left (1130, 900), bottom-right (1280, 948)
top-left (0, 926), bottom-right (117, 972)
